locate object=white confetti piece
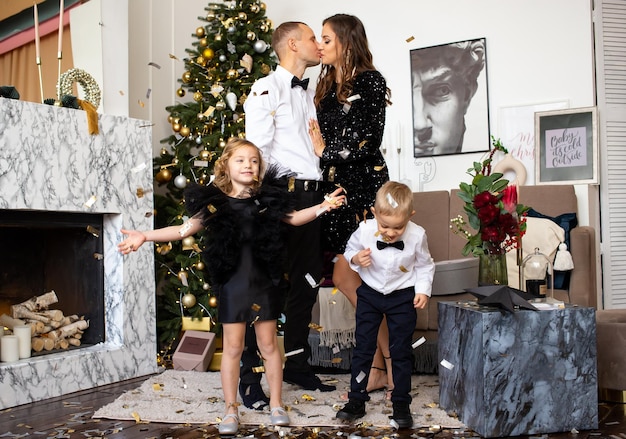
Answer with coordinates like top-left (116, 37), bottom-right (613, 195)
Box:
top-left (284, 348), bottom-right (304, 357)
top-left (84, 195), bottom-right (97, 208)
top-left (347, 94), bottom-right (361, 102)
top-left (356, 370), bottom-right (367, 383)
top-left (440, 359), bottom-right (454, 370)
top-left (386, 193), bottom-right (398, 208)
top-left (412, 336), bottom-right (426, 349)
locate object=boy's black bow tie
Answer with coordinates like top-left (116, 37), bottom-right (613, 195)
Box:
top-left (377, 240), bottom-right (404, 250)
top-left (291, 76), bottom-right (309, 90)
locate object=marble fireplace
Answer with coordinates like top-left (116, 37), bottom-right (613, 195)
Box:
top-left (0, 99), bottom-right (159, 409)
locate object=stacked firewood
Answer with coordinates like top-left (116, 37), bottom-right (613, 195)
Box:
top-left (0, 290), bottom-right (89, 353)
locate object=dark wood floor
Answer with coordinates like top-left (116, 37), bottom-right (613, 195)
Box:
top-left (1, 373), bottom-right (624, 439)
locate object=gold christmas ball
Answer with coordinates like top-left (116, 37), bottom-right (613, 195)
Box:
top-left (156, 242), bottom-right (172, 255)
top-left (203, 283), bottom-right (211, 291)
top-left (219, 138), bottom-right (227, 148)
top-left (193, 91), bottom-right (204, 102)
top-left (196, 261), bottom-right (205, 271)
top-left (206, 12), bottom-right (216, 21)
top-left (199, 38), bottom-right (208, 47)
top-left (199, 150), bottom-right (211, 161)
top-left (196, 27), bottom-right (205, 38)
top-left (238, 131), bottom-right (246, 139)
top-left (260, 63), bottom-right (271, 75)
top-left (155, 168), bottom-right (172, 183)
top-left (196, 55), bottom-right (206, 66)
top-left (160, 147), bottom-right (168, 156)
top-left (260, 23), bottom-right (269, 33)
top-left (246, 31), bottom-right (256, 41)
top-left (226, 68), bottom-right (239, 79)
top-left (173, 117), bottom-right (181, 124)
top-left (202, 48), bottom-right (215, 60)
top-left (209, 296), bottom-right (218, 308)
top-left (238, 12), bottom-right (247, 20)
top-left (215, 100), bottom-right (226, 111)
top-left (176, 88), bottom-right (186, 98)
top-left (250, 4), bottom-right (260, 13)
top-left (172, 157), bottom-right (180, 165)
top-left (215, 34), bottom-right (222, 42)
top-left (172, 122), bottom-right (181, 132)
top-left (167, 115), bottom-right (174, 123)
top-left (182, 71), bottom-right (192, 83)
top-left (180, 126), bottom-right (191, 137)
top-left (181, 292), bottom-right (196, 308)
top-left (260, 2), bottom-right (266, 10)
top-left (182, 236), bottom-right (195, 250)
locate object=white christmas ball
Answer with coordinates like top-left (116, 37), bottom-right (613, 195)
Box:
top-left (219, 54), bottom-right (227, 62)
top-left (174, 174), bottom-right (188, 189)
top-left (253, 40), bottom-right (267, 53)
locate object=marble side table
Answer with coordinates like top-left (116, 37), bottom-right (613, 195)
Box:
top-left (438, 301), bottom-right (598, 438)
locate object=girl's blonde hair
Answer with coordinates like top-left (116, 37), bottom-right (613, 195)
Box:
top-left (213, 138), bottom-right (265, 194)
top-left (374, 181), bottom-right (413, 217)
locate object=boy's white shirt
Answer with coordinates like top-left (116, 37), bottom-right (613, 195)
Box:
top-left (344, 218), bottom-right (435, 296)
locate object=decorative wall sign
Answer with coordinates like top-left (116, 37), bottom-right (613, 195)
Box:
top-left (535, 106), bottom-right (598, 185)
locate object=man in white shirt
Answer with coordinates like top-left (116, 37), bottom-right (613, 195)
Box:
top-left (240, 21), bottom-right (334, 410)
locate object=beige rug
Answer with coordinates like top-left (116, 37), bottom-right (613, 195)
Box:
top-left (93, 369), bottom-right (466, 429)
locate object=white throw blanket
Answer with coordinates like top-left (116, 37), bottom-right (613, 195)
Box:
top-left (318, 287), bottom-right (356, 349)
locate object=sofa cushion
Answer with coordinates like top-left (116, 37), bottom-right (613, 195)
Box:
top-left (506, 217), bottom-right (565, 290)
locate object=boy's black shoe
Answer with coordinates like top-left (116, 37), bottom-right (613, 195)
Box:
top-left (336, 399), bottom-right (366, 421)
top-left (391, 402), bottom-right (413, 428)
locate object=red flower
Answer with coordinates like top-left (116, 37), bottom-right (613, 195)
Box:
top-left (473, 191), bottom-right (497, 209)
top-left (477, 203), bottom-right (500, 225)
top-left (501, 185), bottom-right (518, 214)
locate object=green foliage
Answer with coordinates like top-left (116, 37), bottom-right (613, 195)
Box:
top-left (154, 0), bottom-right (277, 351)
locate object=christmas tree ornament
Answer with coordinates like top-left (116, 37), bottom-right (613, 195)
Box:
top-left (253, 40), bottom-right (267, 53)
top-left (167, 115), bottom-right (174, 123)
top-left (261, 63), bottom-right (271, 75)
top-left (219, 54), bottom-right (227, 62)
top-left (182, 235), bottom-right (195, 250)
top-left (260, 23), bottom-right (269, 33)
top-left (195, 135), bottom-right (203, 145)
top-left (250, 4), bottom-right (260, 13)
top-left (225, 92), bottom-right (237, 111)
top-left (219, 138), bottom-right (227, 148)
top-left (196, 27), bottom-right (205, 38)
top-left (199, 38), bottom-right (208, 47)
top-left (227, 25), bottom-right (236, 34)
top-left (238, 12), bottom-right (247, 20)
top-left (196, 261), bottom-right (205, 271)
top-left (182, 71), bottom-right (192, 83)
top-left (209, 296), bottom-right (218, 308)
top-left (240, 54), bottom-right (253, 73)
top-left (202, 48), bottom-right (215, 60)
top-left (155, 168), bottom-right (172, 183)
top-left (247, 31), bottom-right (256, 41)
top-left (172, 122), bottom-right (181, 132)
top-left (193, 91), bottom-right (203, 102)
top-left (160, 147), bottom-right (168, 156)
top-left (176, 88), bottom-right (185, 98)
top-left (181, 293), bottom-right (196, 308)
top-left (215, 34), bottom-right (222, 42)
top-left (172, 157), bottom-right (180, 165)
top-left (203, 283), bottom-right (211, 291)
top-left (215, 100), bottom-right (226, 111)
top-left (226, 68), bottom-right (239, 79)
top-left (206, 12), bottom-right (216, 21)
top-left (199, 149), bottom-right (211, 161)
top-left (174, 174), bottom-right (188, 189)
top-left (180, 126), bottom-right (191, 137)
top-left (196, 55), bottom-right (206, 66)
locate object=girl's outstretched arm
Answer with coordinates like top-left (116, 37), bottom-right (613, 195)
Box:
top-left (118, 218), bottom-right (203, 254)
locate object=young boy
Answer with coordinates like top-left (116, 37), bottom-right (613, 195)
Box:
top-left (335, 181), bottom-right (435, 428)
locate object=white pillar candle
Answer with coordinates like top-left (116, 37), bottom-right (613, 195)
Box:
top-left (13, 325), bottom-right (32, 359)
top-left (0, 326), bottom-right (4, 337)
top-left (1, 335), bottom-right (19, 362)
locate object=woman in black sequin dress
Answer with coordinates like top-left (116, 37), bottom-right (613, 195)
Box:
top-left (308, 14), bottom-right (393, 396)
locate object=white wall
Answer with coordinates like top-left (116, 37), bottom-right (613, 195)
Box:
top-left (123, 0), bottom-right (594, 219)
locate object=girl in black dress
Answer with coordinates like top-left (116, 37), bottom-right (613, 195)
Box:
top-left (118, 138), bottom-right (345, 434)
top-left (308, 13), bottom-right (393, 398)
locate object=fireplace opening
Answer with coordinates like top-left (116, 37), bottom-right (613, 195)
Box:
top-left (0, 209), bottom-right (105, 354)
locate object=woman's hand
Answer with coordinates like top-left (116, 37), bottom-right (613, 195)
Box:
top-left (308, 119), bottom-right (326, 157)
top-left (118, 229), bottom-right (146, 254)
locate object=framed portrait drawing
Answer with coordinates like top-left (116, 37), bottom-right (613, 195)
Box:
top-left (410, 37), bottom-right (490, 158)
top-left (534, 106), bottom-right (598, 185)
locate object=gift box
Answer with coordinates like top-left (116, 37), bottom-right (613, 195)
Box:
top-left (173, 330), bottom-right (217, 371)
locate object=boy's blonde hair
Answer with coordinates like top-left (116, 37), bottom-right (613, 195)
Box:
top-left (374, 181), bottom-right (413, 217)
top-left (213, 138), bottom-right (265, 194)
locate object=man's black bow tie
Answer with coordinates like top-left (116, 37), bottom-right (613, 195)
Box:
top-left (291, 76), bottom-right (309, 90)
top-left (377, 240), bottom-right (404, 250)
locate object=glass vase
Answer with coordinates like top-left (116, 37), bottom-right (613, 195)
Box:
top-left (478, 253), bottom-right (508, 286)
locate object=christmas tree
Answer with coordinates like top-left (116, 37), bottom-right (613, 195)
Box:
top-left (153, 0), bottom-right (277, 356)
